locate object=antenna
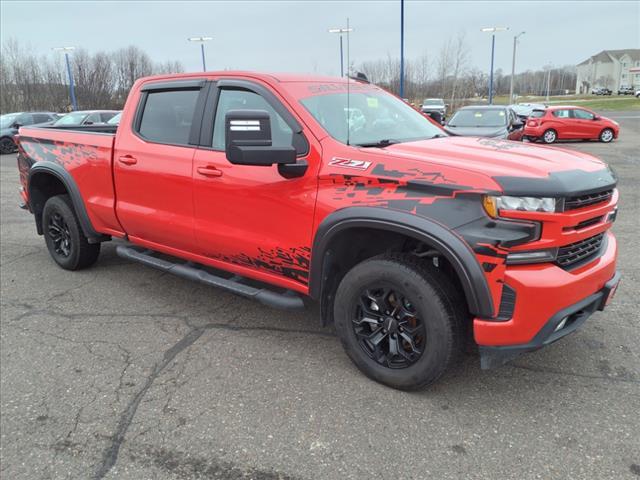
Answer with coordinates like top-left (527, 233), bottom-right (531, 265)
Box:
top-left (346, 17), bottom-right (350, 146)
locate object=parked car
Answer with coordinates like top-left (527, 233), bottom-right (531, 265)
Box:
top-left (420, 98), bottom-right (446, 124)
top-left (106, 112), bottom-right (122, 125)
top-left (617, 85), bottom-right (634, 95)
top-left (16, 71), bottom-right (620, 390)
top-left (510, 103), bottom-right (546, 121)
top-left (523, 106), bottom-right (619, 143)
top-left (635, 89), bottom-right (640, 98)
top-left (592, 87), bottom-right (612, 96)
top-left (50, 110), bottom-right (119, 127)
top-left (0, 111), bottom-right (59, 154)
top-left (444, 106), bottom-right (524, 140)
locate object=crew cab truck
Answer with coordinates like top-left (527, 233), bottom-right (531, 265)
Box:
top-left (16, 72), bottom-right (620, 390)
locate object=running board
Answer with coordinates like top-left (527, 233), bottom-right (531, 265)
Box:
top-left (116, 245), bottom-right (305, 310)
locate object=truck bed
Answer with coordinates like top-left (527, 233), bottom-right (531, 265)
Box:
top-left (17, 125), bottom-right (121, 237)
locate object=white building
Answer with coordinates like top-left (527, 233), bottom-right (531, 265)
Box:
top-left (575, 49), bottom-right (640, 93)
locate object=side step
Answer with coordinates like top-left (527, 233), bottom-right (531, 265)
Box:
top-left (116, 245), bottom-right (305, 310)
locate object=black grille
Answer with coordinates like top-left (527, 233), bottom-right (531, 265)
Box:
top-left (556, 233), bottom-right (605, 268)
top-left (564, 189), bottom-right (613, 211)
top-left (497, 285), bottom-right (516, 320)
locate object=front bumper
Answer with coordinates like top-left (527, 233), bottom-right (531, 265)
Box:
top-left (474, 231), bottom-right (619, 367)
top-left (479, 270), bottom-right (620, 368)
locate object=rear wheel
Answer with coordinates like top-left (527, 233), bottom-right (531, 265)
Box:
top-left (542, 129), bottom-right (557, 144)
top-left (0, 137), bottom-right (15, 154)
top-left (333, 254), bottom-right (464, 390)
top-left (599, 128), bottom-right (614, 143)
top-left (43, 195), bottom-right (100, 270)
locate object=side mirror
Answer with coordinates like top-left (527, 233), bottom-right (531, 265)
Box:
top-left (12, 122), bottom-right (22, 129)
top-left (512, 120), bottom-right (524, 129)
top-left (593, 116), bottom-right (601, 121)
top-left (225, 109), bottom-right (301, 172)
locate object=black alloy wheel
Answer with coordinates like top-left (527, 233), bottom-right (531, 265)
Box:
top-left (353, 285), bottom-right (426, 369)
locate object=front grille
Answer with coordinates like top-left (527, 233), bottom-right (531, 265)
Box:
top-left (564, 189), bottom-right (613, 211)
top-left (556, 233), bottom-right (605, 268)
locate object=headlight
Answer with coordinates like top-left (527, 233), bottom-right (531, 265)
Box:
top-left (482, 195), bottom-right (556, 217)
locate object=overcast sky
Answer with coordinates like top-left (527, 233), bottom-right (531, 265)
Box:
top-left (1, 0), bottom-right (638, 76)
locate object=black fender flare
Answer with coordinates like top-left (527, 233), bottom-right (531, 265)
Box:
top-left (28, 161), bottom-right (108, 243)
top-left (308, 207), bottom-right (494, 318)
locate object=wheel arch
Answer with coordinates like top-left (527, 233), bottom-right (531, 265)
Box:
top-left (28, 162), bottom-right (109, 243)
top-left (309, 207), bottom-right (494, 323)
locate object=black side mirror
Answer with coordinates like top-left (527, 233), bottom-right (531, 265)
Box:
top-left (225, 109), bottom-right (296, 167)
top-left (12, 122), bottom-right (23, 129)
top-left (512, 120), bottom-right (524, 129)
top-left (593, 116), bottom-right (600, 121)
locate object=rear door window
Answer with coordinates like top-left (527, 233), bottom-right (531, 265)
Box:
top-left (138, 89), bottom-right (201, 145)
top-left (552, 109), bottom-right (571, 118)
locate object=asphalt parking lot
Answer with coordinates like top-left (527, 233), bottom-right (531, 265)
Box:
top-left (1, 111), bottom-right (639, 480)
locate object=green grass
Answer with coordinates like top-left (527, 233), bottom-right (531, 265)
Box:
top-left (492, 94), bottom-right (639, 111)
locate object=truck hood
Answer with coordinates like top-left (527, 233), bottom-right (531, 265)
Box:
top-left (364, 136), bottom-right (615, 196)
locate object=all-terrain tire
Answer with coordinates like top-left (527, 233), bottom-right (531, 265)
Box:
top-left (333, 253), bottom-right (465, 390)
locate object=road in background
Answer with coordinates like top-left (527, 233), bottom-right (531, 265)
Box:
top-left (1, 112), bottom-right (639, 479)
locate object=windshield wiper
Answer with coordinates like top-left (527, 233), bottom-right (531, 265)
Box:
top-left (355, 139), bottom-right (399, 148)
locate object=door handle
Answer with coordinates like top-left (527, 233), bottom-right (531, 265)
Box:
top-left (197, 166), bottom-right (223, 177)
top-left (118, 155), bottom-right (137, 165)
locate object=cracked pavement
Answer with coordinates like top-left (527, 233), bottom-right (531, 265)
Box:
top-left (1, 111), bottom-right (639, 479)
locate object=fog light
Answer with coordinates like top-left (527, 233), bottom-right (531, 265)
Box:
top-left (506, 249), bottom-right (558, 265)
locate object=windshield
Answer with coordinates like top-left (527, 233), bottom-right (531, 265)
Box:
top-left (53, 112), bottom-right (88, 126)
top-left (423, 99), bottom-right (443, 106)
top-left (448, 108), bottom-right (507, 127)
top-left (0, 114), bottom-right (19, 128)
top-left (300, 90), bottom-right (444, 146)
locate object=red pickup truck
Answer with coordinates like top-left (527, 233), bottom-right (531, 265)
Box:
top-left (16, 72), bottom-right (620, 390)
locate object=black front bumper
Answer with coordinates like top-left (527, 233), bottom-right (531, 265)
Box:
top-left (479, 271), bottom-right (621, 369)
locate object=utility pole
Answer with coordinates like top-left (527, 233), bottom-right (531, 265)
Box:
top-left (509, 31), bottom-right (525, 103)
top-left (481, 27), bottom-right (508, 105)
top-left (328, 26), bottom-right (353, 77)
top-left (188, 36), bottom-right (212, 71)
top-left (546, 65), bottom-right (552, 102)
top-left (52, 47), bottom-right (78, 111)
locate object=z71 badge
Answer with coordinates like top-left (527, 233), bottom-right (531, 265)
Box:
top-left (329, 157), bottom-right (372, 171)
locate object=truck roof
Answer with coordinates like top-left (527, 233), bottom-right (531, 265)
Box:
top-left (135, 71), bottom-right (351, 84)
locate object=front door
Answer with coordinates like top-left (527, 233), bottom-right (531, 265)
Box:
top-left (571, 108), bottom-right (599, 139)
top-left (192, 80), bottom-right (320, 291)
top-left (114, 81), bottom-right (206, 253)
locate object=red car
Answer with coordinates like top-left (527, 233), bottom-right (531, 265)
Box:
top-left (523, 106), bottom-right (619, 144)
top-left (15, 72), bottom-right (620, 390)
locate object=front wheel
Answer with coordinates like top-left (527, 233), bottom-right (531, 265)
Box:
top-left (333, 254), bottom-right (463, 390)
top-left (599, 128), bottom-right (614, 143)
top-left (43, 195), bottom-right (101, 270)
top-left (542, 129), bottom-right (557, 144)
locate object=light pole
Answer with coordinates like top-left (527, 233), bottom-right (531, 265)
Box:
top-left (400, 0), bottom-right (405, 98)
top-left (545, 64), bottom-right (553, 102)
top-left (328, 26), bottom-right (352, 77)
top-left (509, 31), bottom-right (525, 103)
top-left (481, 27), bottom-right (509, 104)
top-left (188, 36), bottom-right (212, 71)
top-left (52, 46), bottom-right (78, 111)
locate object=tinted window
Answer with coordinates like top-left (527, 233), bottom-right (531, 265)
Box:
top-left (212, 89), bottom-right (293, 150)
top-left (100, 112), bottom-right (116, 122)
top-left (573, 109), bottom-right (595, 120)
top-left (33, 114), bottom-right (53, 124)
top-left (16, 114), bottom-right (34, 125)
top-left (138, 89), bottom-right (200, 145)
top-left (552, 109), bottom-right (571, 118)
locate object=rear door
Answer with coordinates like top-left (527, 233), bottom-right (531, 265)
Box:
top-left (113, 79), bottom-right (207, 253)
top-left (550, 109), bottom-right (574, 138)
top-left (191, 79), bottom-right (320, 290)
